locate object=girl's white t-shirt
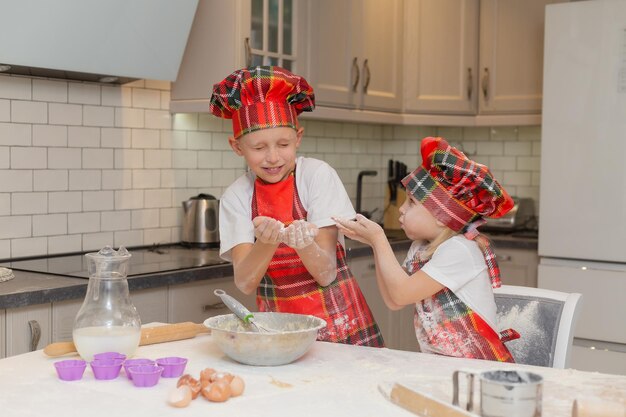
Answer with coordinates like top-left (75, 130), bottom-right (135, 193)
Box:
top-left (405, 236), bottom-right (498, 329)
top-left (219, 156), bottom-right (356, 261)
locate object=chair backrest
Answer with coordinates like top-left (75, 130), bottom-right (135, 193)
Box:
top-left (493, 285), bottom-right (582, 368)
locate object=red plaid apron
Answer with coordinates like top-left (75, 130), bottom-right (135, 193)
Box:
top-left (409, 225), bottom-right (518, 362)
top-left (252, 172), bottom-right (384, 347)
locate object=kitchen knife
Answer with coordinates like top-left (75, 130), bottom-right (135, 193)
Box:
top-left (43, 322), bottom-right (210, 357)
top-left (388, 159), bottom-right (397, 203)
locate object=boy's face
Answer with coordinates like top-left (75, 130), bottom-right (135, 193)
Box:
top-left (229, 127), bottom-right (303, 183)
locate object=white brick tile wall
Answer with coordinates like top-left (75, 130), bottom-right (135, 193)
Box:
top-left (48, 148), bottom-right (81, 169)
top-left (33, 79), bottom-right (67, 103)
top-left (84, 105), bottom-right (114, 127)
top-left (83, 149), bottom-right (113, 169)
top-left (33, 125), bottom-right (67, 147)
top-left (12, 237), bottom-right (47, 258)
top-left (82, 191), bottom-right (114, 212)
top-left (0, 122), bottom-right (31, 145)
top-left (48, 234), bottom-right (82, 254)
top-left (68, 83), bottom-right (100, 105)
top-left (0, 216), bottom-right (30, 239)
top-left (49, 103), bottom-right (82, 125)
top-left (0, 76), bottom-right (543, 258)
top-left (0, 99), bottom-right (9, 122)
top-left (101, 210), bottom-right (130, 231)
top-left (34, 170), bottom-right (68, 191)
top-left (12, 100), bottom-right (47, 123)
top-left (49, 191), bottom-right (82, 213)
top-left (69, 170), bottom-right (101, 190)
top-left (0, 75), bottom-right (31, 100)
top-left (11, 147), bottom-right (47, 169)
top-left (69, 126), bottom-right (100, 147)
top-left (68, 212), bottom-right (100, 234)
top-left (33, 214), bottom-right (67, 236)
top-left (12, 192), bottom-right (47, 214)
top-left (0, 170), bottom-right (32, 192)
top-left (83, 232), bottom-right (114, 251)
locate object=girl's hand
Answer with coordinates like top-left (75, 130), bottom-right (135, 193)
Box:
top-left (252, 216), bottom-right (284, 245)
top-left (281, 220), bottom-right (319, 249)
top-left (332, 214), bottom-right (386, 246)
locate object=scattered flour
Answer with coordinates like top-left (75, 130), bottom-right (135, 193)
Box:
top-left (497, 300), bottom-right (547, 364)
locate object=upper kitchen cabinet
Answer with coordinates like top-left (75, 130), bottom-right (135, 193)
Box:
top-left (404, 0), bottom-right (562, 118)
top-left (170, 0), bottom-right (308, 113)
top-left (305, 0), bottom-right (404, 113)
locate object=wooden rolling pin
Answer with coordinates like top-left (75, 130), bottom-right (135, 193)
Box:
top-left (43, 322), bottom-right (210, 357)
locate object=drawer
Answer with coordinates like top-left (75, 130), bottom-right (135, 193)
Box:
top-left (570, 340), bottom-right (626, 376)
top-left (538, 263), bottom-right (626, 344)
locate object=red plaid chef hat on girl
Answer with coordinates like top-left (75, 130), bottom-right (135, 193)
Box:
top-left (401, 137), bottom-right (514, 233)
top-left (209, 66), bottom-right (315, 139)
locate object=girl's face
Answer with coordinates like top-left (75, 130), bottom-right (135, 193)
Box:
top-left (229, 127), bottom-right (303, 183)
top-left (398, 194), bottom-right (445, 242)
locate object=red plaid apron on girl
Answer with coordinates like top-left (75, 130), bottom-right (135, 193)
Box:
top-left (252, 173), bottom-right (384, 347)
top-left (408, 224), bottom-right (518, 362)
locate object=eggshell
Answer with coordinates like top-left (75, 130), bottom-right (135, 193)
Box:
top-left (168, 385), bottom-right (192, 408)
top-left (202, 379), bottom-right (231, 402)
top-left (230, 376), bottom-right (245, 397)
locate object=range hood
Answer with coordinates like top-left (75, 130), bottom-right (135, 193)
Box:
top-left (0, 0), bottom-right (199, 84)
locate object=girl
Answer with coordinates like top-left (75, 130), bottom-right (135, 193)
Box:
top-left (210, 66), bottom-right (384, 347)
top-left (335, 137), bottom-right (519, 361)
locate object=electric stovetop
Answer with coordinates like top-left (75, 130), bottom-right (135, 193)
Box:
top-left (0, 244), bottom-right (227, 279)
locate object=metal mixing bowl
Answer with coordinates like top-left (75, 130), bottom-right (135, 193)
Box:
top-left (203, 312), bottom-right (326, 366)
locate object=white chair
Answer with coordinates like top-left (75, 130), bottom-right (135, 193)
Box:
top-left (493, 285), bottom-right (582, 368)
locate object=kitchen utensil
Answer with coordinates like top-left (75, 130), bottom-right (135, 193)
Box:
top-left (387, 159), bottom-right (397, 203)
top-left (156, 357), bottom-right (188, 378)
top-left (127, 365), bottom-right (164, 387)
top-left (203, 312), bottom-right (326, 366)
top-left (181, 193), bottom-right (220, 248)
top-left (54, 359), bottom-right (87, 381)
top-left (452, 369), bottom-right (543, 417)
top-left (72, 246), bottom-right (141, 362)
top-left (123, 359), bottom-right (156, 380)
top-left (43, 322), bottom-right (210, 357)
top-left (90, 358), bottom-right (124, 380)
top-left (572, 398), bottom-right (625, 417)
top-left (381, 382), bottom-right (475, 417)
top-left (213, 289), bottom-right (272, 333)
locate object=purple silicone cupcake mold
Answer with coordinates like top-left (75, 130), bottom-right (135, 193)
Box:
top-left (93, 351), bottom-right (127, 361)
top-left (126, 365), bottom-right (164, 387)
top-left (54, 359), bottom-right (87, 381)
top-left (155, 357), bottom-right (188, 378)
top-left (123, 358), bottom-right (155, 380)
top-left (90, 358), bottom-right (124, 380)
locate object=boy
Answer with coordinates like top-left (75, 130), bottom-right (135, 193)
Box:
top-left (210, 66), bottom-right (383, 347)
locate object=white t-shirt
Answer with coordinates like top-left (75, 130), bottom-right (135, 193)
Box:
top-left (219, 156), bottom-right (356, 261)
top-left (405, 236), bottom-right (498, 329)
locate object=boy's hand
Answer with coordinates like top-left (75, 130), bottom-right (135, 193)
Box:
top-left (281, 220), bottom-right (319, 249)
top-left (333, 214), bottom-right (386, 246)
top-left (252, 216), bottom-right (284, 245)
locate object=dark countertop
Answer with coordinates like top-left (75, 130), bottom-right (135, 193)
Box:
top-left (0, 233), bottom-right (536, 309)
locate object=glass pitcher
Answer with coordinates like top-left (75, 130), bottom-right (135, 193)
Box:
top-left (72, 246), bottom-right (141, 361)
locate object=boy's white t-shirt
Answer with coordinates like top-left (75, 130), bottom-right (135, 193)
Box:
top-left (219, 156), bottom-right (356, 261)
top-left (406, 236), bottom-right (498, 330)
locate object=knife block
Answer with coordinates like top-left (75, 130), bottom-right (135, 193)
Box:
top-left (383, 187), bottom-right (406, 230)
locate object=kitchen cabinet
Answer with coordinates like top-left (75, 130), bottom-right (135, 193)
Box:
top-left (0, 310), bottom-right (5, 358)
top-left (494, 247), bottom-right (539, 288)
top-left (170, 0), bottom-right (308, 113)
top-left (404, 0), bottom-right (561, 116)
top-left (349, 249), bottom-right (419, 352)
top-left (168, 277), bottom-right (256, 324)
top-left (305, 0), bottom-right (404, 112)
top-left (5, 303), bottom-right (51, 357)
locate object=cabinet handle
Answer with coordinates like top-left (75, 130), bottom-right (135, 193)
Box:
top-left (499, 255), bottom-right (512, 262)
top-left (244, 37), bottom-right (252, 67)
top-left (28, 320), bottom-right (41, 352)
top-left (362, 59), bottom-right (371, 94)
top-left (351, 57), bottom-right (360, 93)
top-left (467, 68), bottom-right (473, 100)
top-left (203, 302), bottom-right (226, 312)
top-left (481, 67), bottom-right (489, 101)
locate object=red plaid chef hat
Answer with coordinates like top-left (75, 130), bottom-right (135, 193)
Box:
top-left (401, 137), bottom-right (514, 233)
top-left (209, 66), bottom-right (315, 139)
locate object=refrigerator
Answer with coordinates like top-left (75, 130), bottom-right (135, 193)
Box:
top-left (538, 0), bottom-right (626, 375)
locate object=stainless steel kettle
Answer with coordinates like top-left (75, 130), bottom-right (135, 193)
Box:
top-left (181, 194), bottom-right (219, 247)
